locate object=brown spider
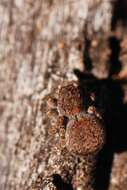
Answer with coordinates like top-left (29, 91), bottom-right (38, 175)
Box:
top-left (46, 82), bottom-right (104, 148)
top-left (43, 81), bottom-right (105, 190)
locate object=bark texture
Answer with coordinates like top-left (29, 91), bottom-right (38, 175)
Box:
top-left (1, 0), bottom-right (127, 190)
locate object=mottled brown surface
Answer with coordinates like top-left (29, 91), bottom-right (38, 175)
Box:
top-left (66, 114), bottom-right (105, 155)
top-left (58, 83), bottom-right (83, 116)
top-left (1, 0), bottom-right (127, 190)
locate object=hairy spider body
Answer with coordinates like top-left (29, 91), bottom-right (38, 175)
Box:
top-left (44, 81), bottom-right (105, 190)
top-left (65, 114), bottom-right (105, 156)
top-left (58, 82), bottom-right (83, 116)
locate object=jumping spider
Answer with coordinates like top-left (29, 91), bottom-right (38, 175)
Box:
top-left (45, 81), bottom-right (105, 155)
top-left (42, 81), bottom-right (105, 190)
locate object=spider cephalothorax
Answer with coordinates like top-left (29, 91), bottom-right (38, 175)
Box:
top-left (57, 82), bottom-right (83, 116)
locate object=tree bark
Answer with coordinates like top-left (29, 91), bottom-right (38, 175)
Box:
top-left (1, 1), bottom-right (127, 190)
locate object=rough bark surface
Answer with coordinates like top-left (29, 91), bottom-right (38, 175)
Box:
top-left (1, 0), bottom-right (127, 190)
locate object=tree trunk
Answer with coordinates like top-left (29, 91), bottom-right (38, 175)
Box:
top-left (1, 0), bottom-right (127, 190)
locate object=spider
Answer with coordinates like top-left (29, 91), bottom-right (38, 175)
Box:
top-left (42, 63), bottom-right (127, 190)
top-left (42, 80), bottom-right (105, 190)
top-left (41, 21), bottom-right (127, 190)
top-left (45, 81), bottom-right (104, 152)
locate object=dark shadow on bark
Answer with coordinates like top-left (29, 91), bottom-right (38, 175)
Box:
top-left (95, 78), bottom-right (127, 190)
top-left (74, 70), bottom-right (127, 188)
top-left (53, 174), bottom-right (73, 190)
top-left (111, 0), bottom-right (127, 30)
top-left (73, 1), bottom-right (127, 189)
top-left (83, 36), bottom-right (92, 72)
top-left (74, 8), bottom-right (127, 188)
top-left (108, 36), bottom-right (121, 76)
top-left (74, 70), bottom-right (127, 190)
